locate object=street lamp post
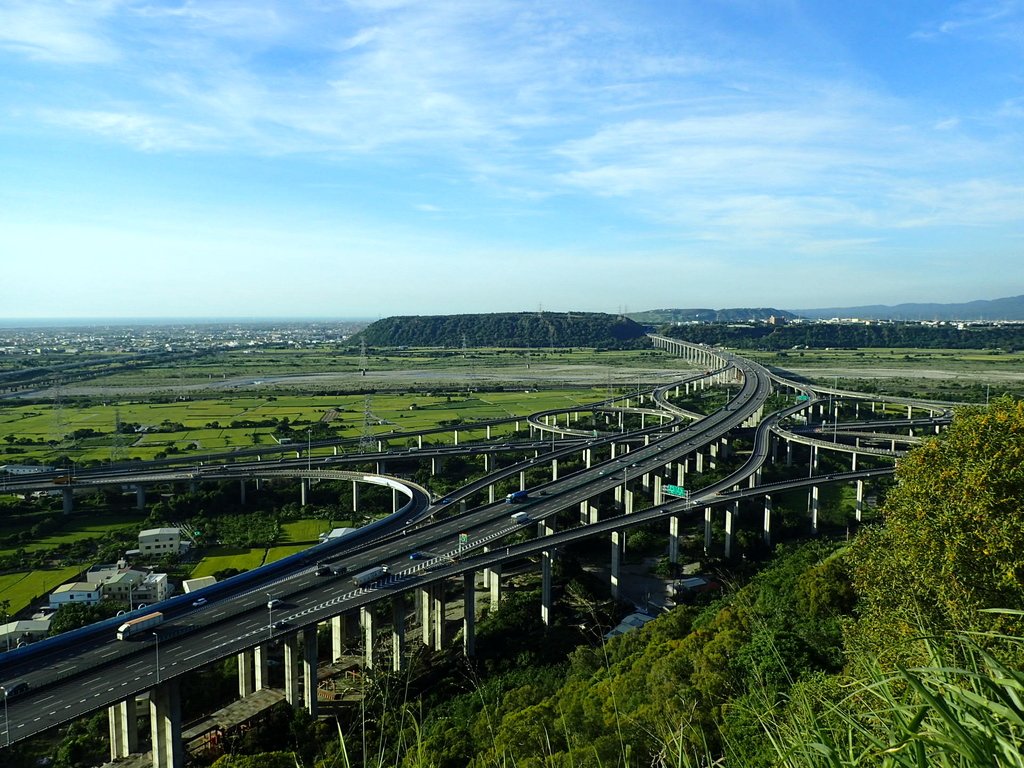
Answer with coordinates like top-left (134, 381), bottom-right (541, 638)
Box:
top-left (0, 684), bottom-right (9, 747)
top-left (267, 593), bottom-right (274, 638)
top-left (152, 632), bottom-right (160, 684)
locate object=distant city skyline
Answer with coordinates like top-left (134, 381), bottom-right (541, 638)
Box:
top-left (2, 2), bottom-right (1022, 318)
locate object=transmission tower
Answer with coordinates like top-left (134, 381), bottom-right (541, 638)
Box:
top-left (358, 395), bottom-right (376, 453)
top-left (110, 408), bottom-right (126, 463)
top-left (359, 339), bottom-right (368, 377)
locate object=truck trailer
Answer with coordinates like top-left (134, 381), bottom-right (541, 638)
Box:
top-left (116, 611), bottom-right (164, 640)
top-left (510, 511), bottom-right (531, 525)
top-left (351, 566), bottom-right (388, 587)
top-left (505, 490), bottom-right (530, 504)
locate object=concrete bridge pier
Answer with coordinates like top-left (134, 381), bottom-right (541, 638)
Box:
top-left (453, 429), bottom-right (459, 446)
top-left (704, 506), bottom-right (713, 553)
top-left (810, 485), bottom-right (820, 534)
top-left (551, 459), bottom-right (558, 481)
top-left (134, 484), bottom-right (146, 510)
top-left (330, 615), bottom-right (347, 661)
top-left (237, 649), bottom-right (255, 697)
top-left (392, 598), bottom-right (406, 671)
top-left (361, 606), bottom-right (378, 670)
top-left (483, 453), bottom-right (491, 472)
top-left (302, 625), bottom-right (318, 717)
top-left (62, 488), bottom-right (73, 514)
top-left (695, 451), bottom-right (705, 473)
top-left (610, 530), bottom-right (623, 599)
top-left (239, 479), bottom-right (246, 505)
top-left (488, 561), bottom-right (502, 607)
top-left (519, 470), bottom-right (527, 491)
top-left (283, 633), bottom-right (300, 706)
top-left (856, 480), bottom-right (864, 522)
top-left (851, 451), bottom-right (858, 471)
top-left (352, 481), bottom-right (360, 512)
top-left (668, 515), bottom-right (680, 565)
top-left (811, 445), bottom-right (819, 473)
top-left (763, 495), bottom-right (773, 546)
top-left (724, 500), bottom-right (739, 558)
top-left (108, 697), bottom-right (139, 761)
top-left (676, 460), bottom-right (686, 488)
top-left (432, 583), bottom-right (446, 651)
top-left (488, 484), bottom-right (495, 504)
top-left (255, 644), bottom-right (269, 690)
top-left (430, 456), bottom-right (444, 475)
top-left (463, 572), bottom-right (476, 656)
top-left (583, 448), bottom-right (592, 468)
top-left (149, 679), bottom-right (184, 768)
top-left (300, 479), bottom-right (309, 507)
top-left (419, 587), bottom-right (432, 647)
top-left (541, 550), bottom-right (553, 627)
top-left (654, 474), bottom-right (663, 505)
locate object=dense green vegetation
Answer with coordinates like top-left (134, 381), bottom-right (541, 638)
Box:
top-left (355, 312), bottom-right (648, 348)
top-left (661, 322), bottom-right (1024, 351)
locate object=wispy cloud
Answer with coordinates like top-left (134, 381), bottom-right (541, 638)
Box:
top-left (38, 109), bottom-right (221, 151)
top-left (0, 1), bottom-right (117, 63)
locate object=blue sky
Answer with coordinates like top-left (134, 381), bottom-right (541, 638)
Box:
top-left (1, 1), bottom-right (1022, 319)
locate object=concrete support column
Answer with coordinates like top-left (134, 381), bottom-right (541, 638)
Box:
top-left (810, 486), bottom-right (820, 535)
top-left (108, 698), bottom-right (138, 761)
top-left (134, 484), bottom-right (146, 510)
top-left (419, 586), bottom-right (432, 646)
top-left (551, 459), bottom-right (558, 481)
top-left (149, 679), bottom-right (184, 768)
top-left (704, 506), bottom-right (713, 552)
top-left (302, 625), bottom-right (318, 717)
top-left (283, 633), bottom-right (300, 707)
top-left (361, 606), bottom-right (377, 670)
top-left (763, 495), bottom-right (772, 547)
top-left (488, 562), bottom-right (502, 607)
top-left (331, 615), bottom-right (346, 662)
top-left (856, 479), bottom-right (864, 522)
top-left (520, 471), bottom-right (526, 491)
top-left (453, 429), bottom-right (459, 445)
top-left (62, 488), bottom-right (74, 514)
top-left (352, 481), bottom-right (360, 512)
top-left (654, 474), bottom-right (663, 505)
top-left (724, 500), bottom-right (739, 558)
top-left (696, 451), bottom-right (704, 473)
top-left (786, 441), bottom-right (793, 466)
top-left (463, 571), bottom-right (476, 656)
top-left (583, 448), bottom-right (592, 468)
top-left (391, 599), bottom-right (406, 672)
top-left (668, 515), bottom-right (680, 565)
top-left (625, 488), bottom-right (634, 514)
top-left (417, 434), bottom-right (423, 449)
top-left (254, 644), bottom-right (269, 691)
top-left (676, 460), bottom-right (686, 487)
top-left (301, 479), bottom-right (309, 507)
top-left (483, 453), bottom-right (491, 472)
top-left (237, 649), bottom-right (255, 697)
top-left (811, 445), bottom-right (818, 473)
top-left (239, 479), bottom-right (246, 505)
top-left (432, 583), bottom-right (445, 652)
top-left (541, 550), bottom-right (553, 627)
top-left (610, 530), bottom-right (623, 600)
top-left (488, 484), bottom-right (495, 504)
top-left (392, 487), bottom-right (399, 512)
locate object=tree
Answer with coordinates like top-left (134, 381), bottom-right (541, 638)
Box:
top-left (849, 396), bottom-right (1024, 663)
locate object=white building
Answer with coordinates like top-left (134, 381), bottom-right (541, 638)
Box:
top-left (49, 582), bottom-right (101, 608)
top-left (0, 619), bottom-right (51, 649)
top-left (138, 527), bottom-right (184, 556)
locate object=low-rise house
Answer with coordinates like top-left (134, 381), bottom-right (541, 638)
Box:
top-left (49, 582), bottom-right (101, 608)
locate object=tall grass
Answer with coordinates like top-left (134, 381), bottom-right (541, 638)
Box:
top-left (755, 626), bottom-right (1024, 768)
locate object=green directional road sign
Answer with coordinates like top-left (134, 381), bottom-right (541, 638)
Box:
top-left (665, 484), bottom-right (688, 498)
top-left (459, 532), bottom-right (469, 545)
top-left (796, 395), bottom-right (810, 402)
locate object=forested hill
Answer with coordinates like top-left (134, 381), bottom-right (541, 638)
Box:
top-left (353, 312), bottom-right (648, 348)
top-left (661, 321), bottom-right (1024, 350)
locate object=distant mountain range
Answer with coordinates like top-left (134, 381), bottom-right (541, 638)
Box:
top-left (790, 295), bottom-right (1024, 321)
top-left (629, 296), bottom-right (1024, 323)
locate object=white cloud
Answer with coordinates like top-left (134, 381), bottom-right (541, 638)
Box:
top-left (38, 109), bottom-right (221, 151)
top-left (0, 1), bottom-right (117, 63)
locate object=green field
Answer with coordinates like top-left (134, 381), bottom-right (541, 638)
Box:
top-left (0, 387), bottom-right (608, 466)
top-left (0, 566), bottom-right (84, 615)
top-left (0, 511), bottom-right (142, 557)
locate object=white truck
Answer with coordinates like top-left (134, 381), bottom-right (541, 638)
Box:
top-left (116, 611), bottom-right (164, 640)
top-left (510, 511), bottom-right (531, 525)
top-left (351, 566), bottom-right (388, 587)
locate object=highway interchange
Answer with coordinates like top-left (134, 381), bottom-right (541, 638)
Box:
top-left (0, 337), bottom-right (954, 751)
